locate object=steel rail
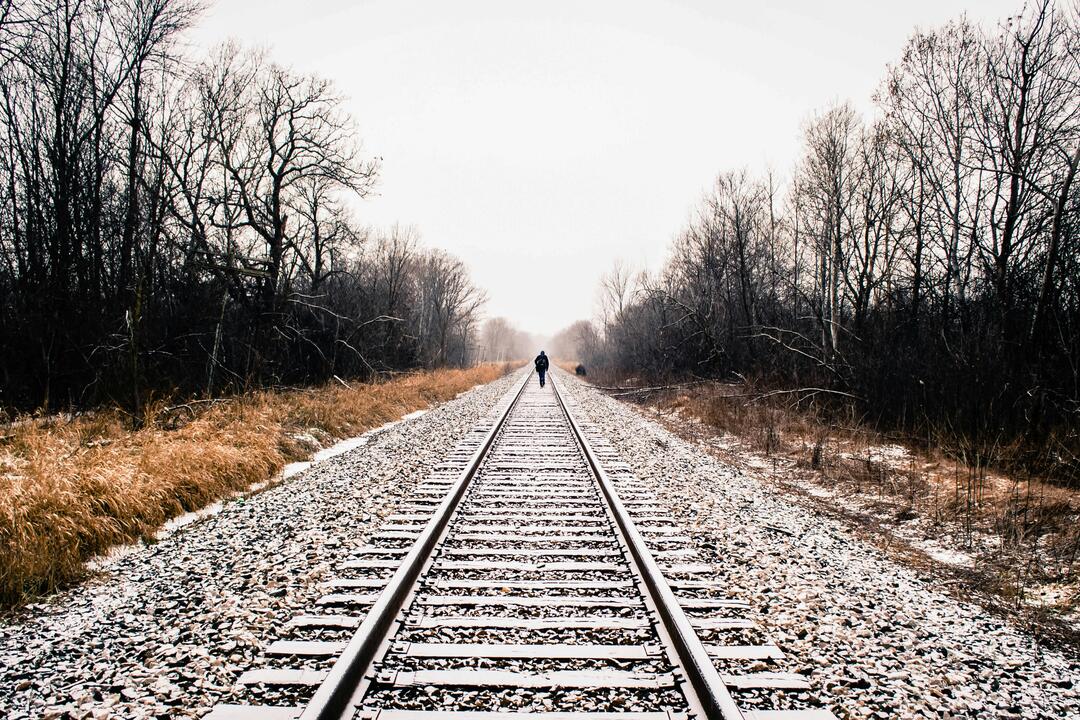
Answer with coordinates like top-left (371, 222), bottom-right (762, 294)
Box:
top-left (299, 369), bottom-right (534, 720)
top-left (550, 372), bottom-right (746, 720)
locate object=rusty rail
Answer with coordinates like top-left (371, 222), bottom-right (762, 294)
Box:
top-left (299, 369), bottom-right (534, 720)
top-left (206, 368), bottom-right (835, 720)
top-left (551, 373), bottom-right (744, 720)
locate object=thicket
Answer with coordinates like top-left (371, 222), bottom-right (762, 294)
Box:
top-left (564, 1), bottom-right (1080, 483)
top-left (0, 0), bottom-right (486, 418)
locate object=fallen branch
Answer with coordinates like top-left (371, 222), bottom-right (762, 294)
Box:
top-left (155, 398), bottom-right (235, 427)
top-left (158, 397), bottom-right (234, 413)
top-left (754, 387), bottom-right (864, 402)
top-left (597, 378), bottom-right (861, 404)
top-left (598, 380), bottom-right (709, 396)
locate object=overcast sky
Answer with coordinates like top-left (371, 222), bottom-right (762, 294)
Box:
top-left (187, 0), bottom-right (1019, 337)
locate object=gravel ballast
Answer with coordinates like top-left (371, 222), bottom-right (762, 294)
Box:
top-left (0, 371), bottom-right (522, 720)
top-left (554, 370), bottom-right (1080, 720)
top-left (5, 366), bottom-right (1079, 719)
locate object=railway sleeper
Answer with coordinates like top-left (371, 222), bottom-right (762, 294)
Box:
top-left (372, 669), bottom-right (677, 689)
top-left (207, 372), bottom-right (837, 720)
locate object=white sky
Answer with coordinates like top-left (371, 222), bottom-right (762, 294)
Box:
top-left (187, 0), bottom-right (1019, 337)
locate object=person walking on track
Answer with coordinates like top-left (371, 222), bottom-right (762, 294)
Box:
top-left (534, 350), bottom-right (550, 387)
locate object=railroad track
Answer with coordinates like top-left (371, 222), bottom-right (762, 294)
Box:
top-left (206, 370), bottom-right (837, 720)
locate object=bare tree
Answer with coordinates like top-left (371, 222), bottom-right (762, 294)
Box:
top-left (973, 0), bottom-right (1078, 343)
top-left (480, 317), bottom-right (533, 362)
top-left (0, 4), bottom-right (485, 412)
top-left (415, 250), bottom-right (487, 367)
top-left (797, 102), bottom-right (861, 362)
top-left (882, 18), bottom-right (983, 322)
top-left (588, 2), bottom-right (1080, 481)
top-left (598, 260), bottom-right (634, 330)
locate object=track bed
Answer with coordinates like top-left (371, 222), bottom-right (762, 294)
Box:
top-left (206, 371), bottom-right (835, 720)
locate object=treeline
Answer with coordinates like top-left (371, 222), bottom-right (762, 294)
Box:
top-left (0, 0), bottom-right (486, 416)
top-left (478, 318), bottom-right (540, 362)
top-left (574, 1), bottom-right (1080, 477)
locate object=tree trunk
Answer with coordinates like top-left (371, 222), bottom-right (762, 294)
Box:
top-left (1029, 143), bottom-right (1079, 346)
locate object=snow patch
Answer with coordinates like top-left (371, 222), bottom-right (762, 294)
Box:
top-left (839, 443), bottom-right (913, 467)
top-left (1022, 581), bottom-right (1079, 610)
top-left (910, 538), bottom-right (975, 568)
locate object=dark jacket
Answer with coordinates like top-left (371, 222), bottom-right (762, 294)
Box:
top-left (534, 354), bottom-right (550, 372)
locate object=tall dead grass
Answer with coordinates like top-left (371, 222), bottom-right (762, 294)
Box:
top-left (636, 380), bottom-right (1080, 609)
top-left (0, 364), bottom-right (512, 606)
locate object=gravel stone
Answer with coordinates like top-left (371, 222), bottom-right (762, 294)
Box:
top-left (0, 372), bottom-right (521, 720)
top-left (8, 365), bottom-right (1072, 719)
top-left (556, 370), bottom-right (1080, 720)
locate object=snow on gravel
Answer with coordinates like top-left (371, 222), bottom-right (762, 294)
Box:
top-left (0, 371), bottom-right (522, 720)
top-left (556, 371), bottom-right (1080, 720)
top-left (7, 366), bottom-right (1078, 720)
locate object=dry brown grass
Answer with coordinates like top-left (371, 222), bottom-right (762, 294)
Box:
top-left (633, 380), bottom-right (1080, 613)
top-left (553, 359), bottom-right (578, 373)
top-left (0, 364), bottom-right (512, 606)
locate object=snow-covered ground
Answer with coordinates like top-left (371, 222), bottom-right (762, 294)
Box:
top-left (657, 396), bottom-right (1080, 621)
top-left (2, 368), bottom-right (1078, 719)
top-left (556, 372), bottom-right (1080, 720)
top-left (0, 373), bottom-right (521, 720)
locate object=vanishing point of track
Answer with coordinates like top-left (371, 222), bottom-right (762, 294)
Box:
top-left (205, 370), bottom-right (837, 720)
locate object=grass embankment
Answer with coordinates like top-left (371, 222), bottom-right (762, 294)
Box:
top-left (0, 364), bottom-right (512, 607)
top-left (588, 374), bottom-right (1080, 634)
